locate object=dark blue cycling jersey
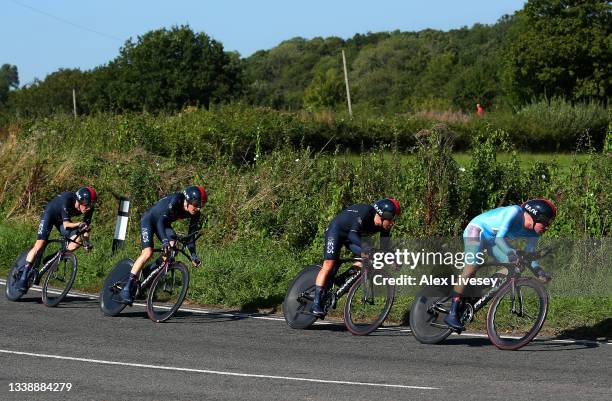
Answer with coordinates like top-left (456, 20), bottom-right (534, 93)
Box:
top-left (37, 192), bottom-right (94, 240)
top-left (464, 205), bottom-right (540, 267)
top-left (324, 204), bottom-right (390, 260)
top-left (140, 193), bottom-right (200, 253)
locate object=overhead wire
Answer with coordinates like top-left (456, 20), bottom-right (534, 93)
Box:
top-left (11, 0), bottom-right (123, 42)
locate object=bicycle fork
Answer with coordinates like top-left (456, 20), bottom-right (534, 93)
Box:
top-left (509, 280), bottom-right (526, 317)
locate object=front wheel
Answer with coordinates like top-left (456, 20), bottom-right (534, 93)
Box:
top-left (146, 262), bottom-right (189, 323)
top-left (343, 270), bottom-right (395, 335)
top-left (409, 290), bottom-right (453, 344)
top-left (282, 265), bottom-right (321, 329)
top-left (487, 278), bottom-right (548, 350)
top-left (99, 259), bottom-right (134, 317)
top-left (42, 253), bottom-right (77, 307)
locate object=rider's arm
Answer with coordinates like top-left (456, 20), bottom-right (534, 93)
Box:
top-left (156, 214), bottom-right (171, 242)
top-left (83, 207), bottom-right (94, 225)
top-left (186, 213), bottom-right (201, 255)
top-left (380, 230), bottom-right (391, 251)
top-left (494, 207), bottom-right (522, 258)
top-left (524, 236), bottom-right (541, 269)
top-left (61, 200), bottom-right (79, 229)
top-left (347, 227), bottom-right (363, 256)
top-left (81, 208), bottom-right (94, 238)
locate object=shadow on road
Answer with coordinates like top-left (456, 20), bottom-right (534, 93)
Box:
top-left (556, 318), bottom-right (611, 342)
top-left (53, 295), bottom-right (99, 308)
top-left (435, 337), bottom-right (601, 351)
top-left (168, 310), bottom-right (252, 324)
top-left (439, 337), bottom-right (491, 347)
top-left (7, 296), bottom-right (42, 304)
top-left (306, 323), bottom-right (348, 333)
top-left (519, 340), bottom-right (601, 352)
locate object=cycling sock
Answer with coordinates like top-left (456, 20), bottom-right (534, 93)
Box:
top-left (313, 285), bottom-right (324, 305)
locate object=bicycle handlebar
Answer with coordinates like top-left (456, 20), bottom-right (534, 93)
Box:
top-left (151, 231), bottom-right (203, 258)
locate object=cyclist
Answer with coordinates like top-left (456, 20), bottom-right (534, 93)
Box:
top-left (444, 198), bottom-right (556, 330)
top-left (118, 185), bottom-right (206, 305)
top-left (311, 197), bottom-right (401, 317)
top-left (17, 186), bottom-right (97, 291)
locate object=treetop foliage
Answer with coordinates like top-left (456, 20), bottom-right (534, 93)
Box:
top-left (1, 1), bottom-right (610, 119)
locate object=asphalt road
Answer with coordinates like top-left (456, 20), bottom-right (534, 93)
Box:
top-left (0, 281), bottom-right (610, 401)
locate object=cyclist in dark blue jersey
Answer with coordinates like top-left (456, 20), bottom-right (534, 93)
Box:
top-left (118, 185), bottom-right (206, 305)
top-left (18, 187), bottom-right (97, 291)
top-left (444, 198), bottom-right (557, 330)
top-left (311, 197), bottom-right (401, 317)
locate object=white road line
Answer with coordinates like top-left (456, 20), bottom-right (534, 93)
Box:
top-left (0, 349), bottom-right (439, 390)
top-left (1, 280), bottom-right (609, 345)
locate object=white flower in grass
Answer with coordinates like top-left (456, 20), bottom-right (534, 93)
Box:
top-left (459, 167), bottom-right (466, 172)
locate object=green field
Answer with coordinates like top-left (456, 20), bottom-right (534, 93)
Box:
top-left (340, 152), bottom-right (591, 170)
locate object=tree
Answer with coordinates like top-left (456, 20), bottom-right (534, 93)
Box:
top-left (303, 68), bottom-right (344, 111)
top-left (7, 69), bottom-right (88, 117)
top-left (0, 64), bottom-right (19, 105)
top-left (104, 25), bottom-right (243, 112)
top-left (503, 0), bottom-right (612, 103)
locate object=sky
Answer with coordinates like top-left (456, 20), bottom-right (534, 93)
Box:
top-left (2, 0), bottom-right (526, 86)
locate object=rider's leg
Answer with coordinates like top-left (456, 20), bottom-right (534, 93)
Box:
top-left (118, 246), bottom-right (153, 305)
top-left (334, 259), bottom-right (362, 286)
top-left (312, 259), bottom-right (336, 316)
top-left (445, 225), bottom-right (483, 330)
top-left (19, 239), bottom-right (46, 291)
top-left (119, 218), bottom-right (155, 305)
top-left (311, 226), bottom-right (344, 316)
top-left (131, 247), bottom-right (154, 275)
top-left (60, 225), bottom-right (82, 252)
top-left (25, 240), bottom-right (46, 267)
top-left (66, 234), bottom-right (81, 251)
top-left (19, 214), bottom-right (52, 290)
top-left (26, 212), bottom-right (54, 266)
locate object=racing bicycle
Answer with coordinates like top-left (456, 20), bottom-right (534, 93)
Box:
top-left (99, 232), bottom-right (201, 323)
top-left (5, 227), bottom-right (91, 307)
top-left (410, 250), bottom-right (551, 350)
top-left (283, 257), bottom-right (395, 335)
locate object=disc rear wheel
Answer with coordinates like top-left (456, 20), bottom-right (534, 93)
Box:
top-left (409, 291), bottom-right (453, 344)
top-left (283, 265), bottom-right (321, 329)
top-left (5, 251), bottom-right (29, 301)
top-left (99, 259), bottom-right (134, 317)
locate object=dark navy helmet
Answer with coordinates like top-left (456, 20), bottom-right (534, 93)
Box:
top-left (183, 185), bottom-right (207, 207)
top-left (373, 197), bottom-right (401, 220)
top-left (76, 186), bottom-right (97, 206)
top-left (521, 198), bottom-right (557, 224)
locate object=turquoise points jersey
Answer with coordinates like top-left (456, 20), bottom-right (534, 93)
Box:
top-left (464, 205), bottom-right (540, 267)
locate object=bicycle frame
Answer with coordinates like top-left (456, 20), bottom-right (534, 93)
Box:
top-left (295, 258), bottom-right (363, 312)
top-left (31, 231), bottom-right (87, 285)
top-left (136, 232), bottom-right (201, 294)
top-left (334, 257), bottom-right (364, 298)
top-left (430, 258), bottom-right (535, 327)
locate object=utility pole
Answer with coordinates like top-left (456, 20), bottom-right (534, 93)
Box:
top-left (72, 89), bottom-right (77, 117)
top-left (341, 49), bottom-right (353, 118)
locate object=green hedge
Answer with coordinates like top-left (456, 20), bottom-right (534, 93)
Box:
top-left (3, 99), bottom-right (608, 164)
top-left (0, 117), bottom-right (609, 324)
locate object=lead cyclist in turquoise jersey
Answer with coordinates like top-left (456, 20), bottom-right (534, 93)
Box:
top-left (444, 198), bottom-right (557, 331)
